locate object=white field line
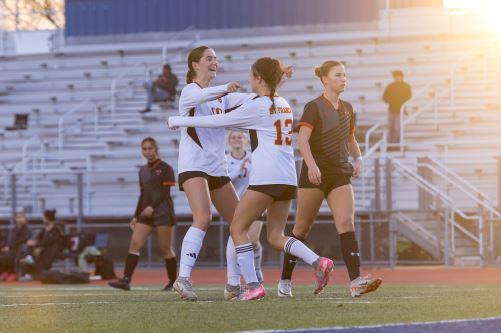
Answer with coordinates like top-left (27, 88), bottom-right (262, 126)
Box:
top-left (0, 301), bottom-right (117, 308)
top-left (1, 293), bottom-right (164, 298)
top-left (320, 296), bottom-right (440, 300)
top-left (238, 316), bottom-right (501, 333)
top-left (1, 286), bottom-right (222, 292)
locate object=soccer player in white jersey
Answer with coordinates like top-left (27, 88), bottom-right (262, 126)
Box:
top-left (169, 57), bottom-right (334, 301)
top-left (172, 46), bottom-right (258, 301)
top-left (226, 131), bottom-right (264, 284)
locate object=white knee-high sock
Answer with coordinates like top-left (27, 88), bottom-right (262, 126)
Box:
top-left (178, 227), bottom-right (206, 279)
top-left (284, 237), bottom-right (319, 266)
top-left (235, 243), bottom-right (258, 284)
top-left (226, 236), bottom-right (241, 286)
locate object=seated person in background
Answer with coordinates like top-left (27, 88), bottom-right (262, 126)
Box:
top-left (140, 64), bottom-right (179, 113)
top-left (21, 209), bottom-right (64, 279)
top-left (0, 212), bottom-right (31, 282)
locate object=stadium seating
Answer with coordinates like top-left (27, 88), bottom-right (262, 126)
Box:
top-left (1, 26), bottom-right (500, 264)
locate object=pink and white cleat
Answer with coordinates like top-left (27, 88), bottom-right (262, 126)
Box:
top-left (350, 275), bottom-right (382, 297)
top-left (313, 257), bottom-right (334, 295)
top-left (238, 284), bottom-right (266, 301)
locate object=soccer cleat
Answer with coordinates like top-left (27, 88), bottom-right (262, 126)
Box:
top-left (277, 279), bottom-right (293, 298)
top-left (173, 278), bottom-right (198, 301)
top-left (313, 257), bottom-right (334, 295)
top-left (108, 278), bottom-right (131, 291)
top-left (161, 283), bottom-right (174, 292)
top-left (18, 274), bottom-right (32, 282)
top-left (350, 275), bottom-right (382, 297)
top-left (223, 284), bottom-right (241, 301)
top-left (238, 284), bottom-right (266, 301)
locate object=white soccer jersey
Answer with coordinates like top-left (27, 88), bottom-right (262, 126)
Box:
top-left (177, 82), bottom-right (255, 176)
top-left (227, 151), bottom-right (251, 198)
top-left (170, 96), bottom-right (297, 186)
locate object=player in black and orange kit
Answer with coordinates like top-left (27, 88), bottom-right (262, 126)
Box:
top-left (109, 137), bottom-right (177, 291)
top-left (277, 60), bottom-right (382, 298)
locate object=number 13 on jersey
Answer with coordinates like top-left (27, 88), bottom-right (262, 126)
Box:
top-left (274, 119), bottom-right (293, 146)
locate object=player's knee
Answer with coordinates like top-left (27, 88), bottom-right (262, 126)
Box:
top-left (292, 223), bottom-right (311, 240)
top-left (337, 217), bottom-right (355, 233)
top-left (266, 232), bottom-right (283, 251)
top-left (129, 240), bottom-right (143, 252)
top-left (229, 221), bottom-right (245, 239)
top-left (192, 212), bottom-right (212, 230)
top-left (162, 247), bottom-right (175, 259)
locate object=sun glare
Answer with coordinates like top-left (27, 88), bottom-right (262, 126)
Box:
top-left (444, 0), bottom-right (501, 33)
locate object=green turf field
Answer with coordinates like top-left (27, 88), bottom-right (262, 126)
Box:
top-left (1, 284), bottom-right (501, 333)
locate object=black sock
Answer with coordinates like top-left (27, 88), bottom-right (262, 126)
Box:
top-left (123, 252), bottom-right (139, 283)
top-left (339, 231), bottom-right (361, 281)
top-left (164, 257), bottom-right (177, 285)
top-left (281, 234), bottom-right (305, 280)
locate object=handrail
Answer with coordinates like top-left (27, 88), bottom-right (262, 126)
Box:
top-left (111, 26), bottom-right (198, 120)
top-left (391, 158), bottom-right (480, 243)
top-left (110, 62), bottom-right (148, 120)
top-left (399, 83), bottom-right (440, 151)
top-left (161, 25), bottom-right (196, 64)
top-left (425, 157), bottom-right (501, 219)
top-left (58, 98), bottom-right (94, 152)
top-left (394, 211), bottom-right (439, 243)
top-left (364, 122), bottom-right (386, 157)
top-left (21, 135), bottom-right (45, 174)
top-left (362, 123), bottom-right (387, 209)
top-left (399, 43), bottom-right (497, 152)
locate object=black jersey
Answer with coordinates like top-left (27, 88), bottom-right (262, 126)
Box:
top-left (298, 96), bottom-right (356, 176)
top-left (134, 159), bottom-right (176, 221)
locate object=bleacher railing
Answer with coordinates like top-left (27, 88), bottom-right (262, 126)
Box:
top-left (400, 43), bottom-right (500, 153)
top-left (389, 157), bottom-right (484, 265)
top-left (110, 26), bottom-right (198, 120)
top-left (58, 98), bottom-right (96, 152)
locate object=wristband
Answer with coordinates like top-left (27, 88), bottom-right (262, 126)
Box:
top-left (355, 156), bottom-right (363, 163)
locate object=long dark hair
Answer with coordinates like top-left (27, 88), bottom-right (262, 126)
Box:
top-left (251, 57), bottom-right (283, 112)
top-left (186, 46), bottom-right (210, 84)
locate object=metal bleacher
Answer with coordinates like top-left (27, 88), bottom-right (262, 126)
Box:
top-left (1, 22), bottom-right (501, 264)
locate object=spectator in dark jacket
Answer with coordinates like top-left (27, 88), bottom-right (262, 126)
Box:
top-left (0, 213), bottom-right (31, 281)
top-left (25, 209), bottom-right (64, 277)
top-left (140, 64), bottom-right (179, 113)
top-left (383, 70), bottom-right (412, 148)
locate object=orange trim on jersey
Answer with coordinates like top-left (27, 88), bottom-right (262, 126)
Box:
top-left (298, 121), bottom-right (314, 129)
top-left (162, 181), bottom-right (176, 186)
top-left (149, 159), bottom-right (162, 169)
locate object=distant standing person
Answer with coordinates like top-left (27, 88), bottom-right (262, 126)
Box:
top-left (108, 137), bottom-right (177, 291)
top-left (141, 64), bottom-right (179, 113)
top-left (383, 70), bottom-right (412, 148)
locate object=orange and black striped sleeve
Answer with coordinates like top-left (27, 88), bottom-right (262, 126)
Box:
top-left (297, 101), bottom-right (318, 130)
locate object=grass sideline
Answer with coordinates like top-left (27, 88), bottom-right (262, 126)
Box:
top-left (1, 284), bottom-right (501, 333)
